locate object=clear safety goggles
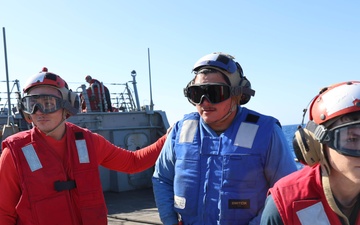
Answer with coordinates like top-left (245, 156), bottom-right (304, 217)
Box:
top-left (184, 83), bottom-right (232, 105)
top-left (325, 121), bottom-right (360, 157)
top-left (21, 94), bottom-right (64, 114)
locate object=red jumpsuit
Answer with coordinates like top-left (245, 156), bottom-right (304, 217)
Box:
top-left (0, 122), bottom-right (166, 225)
top-left (269, 165), bottom-right (360, 225)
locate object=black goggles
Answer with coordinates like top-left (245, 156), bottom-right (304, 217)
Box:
top-left (21, 95), bottom-right (64, 114)
top-left (324, 121), bottom-right (360, 157)
top-left (184, 83), bottom-right (232, 105)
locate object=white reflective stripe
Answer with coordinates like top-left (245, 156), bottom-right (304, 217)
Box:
top-left (179, 120), bottom-right (198, 143)
top-left (234, 122), bottom-right (258, 148)
top-left (22, 145), bottom-right (42, 172)
top-left (296, 202), bottom-right (330, 225)
top-left (174, 195), bottom-right (186, 209)
top-left (75, 139), bottom-right (90, 163)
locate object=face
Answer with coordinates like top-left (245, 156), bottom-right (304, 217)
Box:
top-left (28, 86), bottom-right (65, 134)
top-left (193, 72), bottom-right (236, 130)
top-left (86, 76), bottom-right (92, 84)
top-left (326, 116), bottom-right (360, 184)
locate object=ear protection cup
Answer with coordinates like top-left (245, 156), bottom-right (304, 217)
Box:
top-left (236, 62), bottom-right (254, 105)
top-left (69, 91), bottom-right (80, 109)
top-left (64, 90), bottom-right (80, 116)
top-left (239, 76), bottom-right (252, 105)
top-left (15, 92), bottom-right (33, 124)
top-left (293, 127), bottom-right (322, 166)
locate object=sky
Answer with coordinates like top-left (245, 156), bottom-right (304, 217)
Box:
top-left (0, 1), bottom-right (359, 126)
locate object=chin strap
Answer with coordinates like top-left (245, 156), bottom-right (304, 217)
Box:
top-left (45, 110), bottom-right (67, 137)
top-left (45, 118), bottom-right (66, 137)
top-left (208, 99), bottom-right (237, 126)
top-left (322, 167), bottom-right (349, 225)
top-left (318, 143), bottom-right (351, 224)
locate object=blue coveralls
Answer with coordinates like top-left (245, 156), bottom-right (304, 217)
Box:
top-left (153, 107), bottom-right (297, 225)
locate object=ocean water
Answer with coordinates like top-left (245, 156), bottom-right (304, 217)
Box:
top-left (282, 124), bottom-right (304, 169)
top-left (282, 124), bottom-right (299, 153)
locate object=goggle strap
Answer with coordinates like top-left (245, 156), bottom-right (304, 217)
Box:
top-left (63, 100), bottom-right (78, 115)
top-left (314, 125), bottom-right (329, 143)
top-left (231, 86), bottom-right (255, 97)
top-left (305, 121), bottom-right (330, 143)
top-left (183, 87), bottom-right (188, 98)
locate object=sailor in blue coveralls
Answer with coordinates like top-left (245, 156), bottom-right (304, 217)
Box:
top-left (152, 52), bottom-right (298, 225)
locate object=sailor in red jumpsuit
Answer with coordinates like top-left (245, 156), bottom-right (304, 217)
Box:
top-left (83, 75), bottom-right (113, 112)
top-left (0, 69), bottom-right (166, 225)
top-left (261, 81), bottom-right (360, 225)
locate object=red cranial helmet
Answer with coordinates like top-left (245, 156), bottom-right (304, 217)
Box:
top-left (22, 69), bottom-right (80, 117)
top-left (309, 81), bottom-right (360, 126)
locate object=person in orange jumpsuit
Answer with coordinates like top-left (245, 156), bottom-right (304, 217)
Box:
top-left (84, 75), bottom-right (113, 112)
top-left (0, 69), bottom-right (166, 225)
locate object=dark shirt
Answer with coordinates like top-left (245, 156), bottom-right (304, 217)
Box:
top-left (260, 195), bottom-right (284, 225)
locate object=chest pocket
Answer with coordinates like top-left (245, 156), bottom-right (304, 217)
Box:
top-left (223, 154), bottom-right (262, 187)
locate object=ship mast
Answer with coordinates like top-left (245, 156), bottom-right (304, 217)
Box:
top-left (1, 27), bottom-right (19, 141)
top-left (148, 48), bottom-right (154, 111)
top-left (2, 27), bottom-right (12, 125)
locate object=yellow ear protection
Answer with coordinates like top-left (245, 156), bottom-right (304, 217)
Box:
top-left (293, 124), bottom-right (323, 166)
top-left (292, 97), bottom-right (326, 166)
top-left (293, 107), bottom-right (331, 170)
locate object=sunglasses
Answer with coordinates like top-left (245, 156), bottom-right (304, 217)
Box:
top-left (325, 121), bottom-right (360, 157)
top-left (184, 83), bottom-right (232, 105)
top-left (22, 94), bottom-right (64, 114)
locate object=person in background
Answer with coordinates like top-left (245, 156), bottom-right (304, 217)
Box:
top-left (84, 75), bottom-right (113, 112)
top-left (152, 52), bottom-right (298, 225)
top-left (260, 81), bottom-right (360, 225)
top-left (0, 69), bottom-right (166, 225)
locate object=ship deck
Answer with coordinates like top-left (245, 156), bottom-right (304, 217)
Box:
top-left (105, 187), bottom-right (162, 225)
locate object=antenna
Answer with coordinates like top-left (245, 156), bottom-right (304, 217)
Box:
top-left (3, 27), bottom-right (12, 125)
top-left (148, 48), bottom-right (154, 110)
top-left (299, 96), bottom-right (316, 128)
top-left (2, 27), bottom-right (19, 141)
